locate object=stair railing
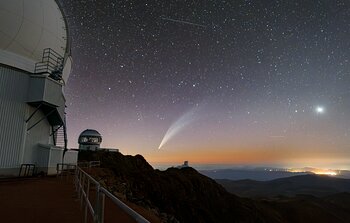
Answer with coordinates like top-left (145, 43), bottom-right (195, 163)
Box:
top-left (75, 165), bottom-right (150, 223)
top-left (18, 164), bottom-right (36, 177)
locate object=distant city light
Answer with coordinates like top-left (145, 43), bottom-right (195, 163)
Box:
top-left (314, 171), bottom-right (337, 176)
top-left (287, 168), bottom-right (338, 176)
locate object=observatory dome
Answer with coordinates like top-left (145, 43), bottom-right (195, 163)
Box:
top-left (78, 129), bottom-right (102, 146)
top-left (0, 0), bottom-right (71, 82)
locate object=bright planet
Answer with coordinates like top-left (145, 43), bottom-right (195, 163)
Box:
top-left (316, 106), bottom-right (325, 114)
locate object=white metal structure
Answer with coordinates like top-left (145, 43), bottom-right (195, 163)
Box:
top-left (79, 129), bottom-right (102, 151)
top-left (0, 0), bottom-right (77, 176)
top-left (0, 0), bottom-right (72, 81)
top-left (74, 163), bottom-right (150, 223)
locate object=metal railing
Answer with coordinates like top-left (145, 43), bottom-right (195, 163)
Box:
top-left (57, 163), bottom-right (76, 179)
top-left (19, 164), bottom-right (36, 177)
top-left (78, 161), bottom-right (101, 169)
top-left (75, 165), bottom-right (150, 223)
top-left (34, 48), bottom-right (64, 81)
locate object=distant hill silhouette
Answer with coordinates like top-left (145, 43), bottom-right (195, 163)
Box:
top-left (216, 174), bottom-right (350, 197)
top-left (200, 169), bottom-right (307, 181)
top-left (262, 193), bottom-right (350, 223)
top-left (79, 151), bottom-right (350, 223)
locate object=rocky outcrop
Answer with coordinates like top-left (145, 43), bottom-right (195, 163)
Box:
top-left (78, 151), bottom-right (350, 223)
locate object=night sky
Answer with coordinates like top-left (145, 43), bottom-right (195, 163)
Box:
top-left (60, 0), bottom-right (350, 169)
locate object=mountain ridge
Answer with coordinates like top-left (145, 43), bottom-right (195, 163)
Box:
top-left (216, 174), bottom-right (350, 197)
top-left (79, 151), bottom-right (350, 223)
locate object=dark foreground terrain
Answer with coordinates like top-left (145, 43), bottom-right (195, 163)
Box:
top-left (79, 151), bottom-right (350, 223)
top-left (0, 177), bottom-right (82, 223)
top-left (216, 174), bottom-right (350, 197)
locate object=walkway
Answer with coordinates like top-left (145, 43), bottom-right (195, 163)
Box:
top-left (0, 177), bottom-right (82, 223)
top-left (0, 176), bottom-right (161, 223)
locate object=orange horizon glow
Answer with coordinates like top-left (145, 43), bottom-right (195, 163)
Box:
top-left (139, 145), bottom-right (350, 169)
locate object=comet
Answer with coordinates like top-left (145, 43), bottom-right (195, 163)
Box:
top-left (158, 107), bottom-right (200, 150)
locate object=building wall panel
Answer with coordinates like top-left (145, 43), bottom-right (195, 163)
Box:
top-left (24, 107), bottom-right (51, 164)
top-left (0, 65), bottom-right (29, 168)
top-left (36, 144), bottom-right (51, 167)
top-left (64, 150), bottom-right (78, 164)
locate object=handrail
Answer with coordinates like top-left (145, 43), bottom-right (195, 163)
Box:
top-left (100, 187), bottom-right (151, 223)
top-left (57, 163), bottom-right (76, 178)
top-left (19, 164), bottom-right (36, 177)
top-left (89, 161), bottom-right (101, 167)
top-left (34, 48), bottom-right (64, 81)
top-left (75, 166), bottom-right (150, 223)
top-left (78, 161), bottom-right (101, 169)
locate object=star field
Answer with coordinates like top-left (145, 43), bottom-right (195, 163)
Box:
top-left (60, 0), bottom-right (350, 168)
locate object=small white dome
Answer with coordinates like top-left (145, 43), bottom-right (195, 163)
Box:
top-left (0, 0), bottom-right (70, 82)
top-left (79, 129), bottom-right (102, 146)
top-left (79, 129), bottom-right (102, 138)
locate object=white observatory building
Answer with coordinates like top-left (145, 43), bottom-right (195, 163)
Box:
top-left (0, 0), bottom-right (77, 175)
top-left (78, 129), bottom-right (119, 152)
top-left (78, 129), bottom-right (102, 151)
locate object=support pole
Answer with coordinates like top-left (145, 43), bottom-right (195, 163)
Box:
top-left (94, 185), bottom-right (101, 223)
top-left (25, 104), bottom-right (42, 123)
top-left (100, 193), bottom-right (105, 223)
top-left (84, 179), bottom-right (90, 223)
top-left (50, 125), bottom-right (62, 136)
top-left (81, 174), bottom-right (85, 208)
top-left (27, 109), bottom-right (56, 131)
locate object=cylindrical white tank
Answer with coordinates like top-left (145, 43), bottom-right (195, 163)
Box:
top-left (0, 0), bottom-right (71, 83)
top-left (0, 0), bottom-right (74, 176)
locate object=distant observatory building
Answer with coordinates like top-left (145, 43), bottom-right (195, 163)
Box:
top-left (78, 129), bottom-right (102, 151)
top-left (177, 161), bottom-right (189, 169)
top-left (78, 129), bottom-right (119, 152)
top-left (0, 0), bottom-right (77, 175)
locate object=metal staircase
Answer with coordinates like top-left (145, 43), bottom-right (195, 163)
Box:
top-left (52, 123), bottom-right (67, 149)
top-left (34, 48), bottom-right (64, 82)
top-left (56, 125), bottom-right (65, 147)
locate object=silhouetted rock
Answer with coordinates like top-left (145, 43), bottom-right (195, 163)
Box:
top-left (78, 151), bottom-right (350, 223)
top-left (216, 174), bottom-right (350, 197)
